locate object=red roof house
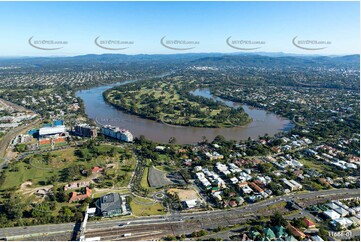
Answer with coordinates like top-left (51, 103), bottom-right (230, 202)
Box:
top-left (248, 182), bottom-right (264, 193)
top-left (287, 223), bottom-right (306, 239)
top-left (91, 166), bottom-right (104, 174)
top-left (303, 218), bottom-right (316, 228)
top-left (69, 187), bottom-right (92, 202)
top-left (229, 200), bottom-right (238, 207)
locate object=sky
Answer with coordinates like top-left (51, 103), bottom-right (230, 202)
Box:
top-left (0, 1), bottom-right (359, 56)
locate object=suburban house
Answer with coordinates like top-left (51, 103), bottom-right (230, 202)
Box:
top-left (287, 223), bottom-right (306, 240)
top-left (304, 218), bottom-right (316, 228)
top-left (69, 187), bottom-right (92, 202)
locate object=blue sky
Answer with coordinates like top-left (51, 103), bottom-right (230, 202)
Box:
top-left (0, 1), bottom-right (359, 56)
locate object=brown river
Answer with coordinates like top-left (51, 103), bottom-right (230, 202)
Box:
top-left (76, 80), bottom-right (293, 144)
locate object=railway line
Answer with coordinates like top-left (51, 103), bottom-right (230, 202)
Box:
top-left (1, 188), bottom-right (358, 241)
top-left (85, 224), bottom-right (173, 240)
top-left (85, 213), bottom-right (256, 240)
top-left (0, 98), bottom-right (40, 168)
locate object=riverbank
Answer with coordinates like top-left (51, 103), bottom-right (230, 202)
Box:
top-left (76, 80), bottom-right (292, 144)
top-left (103, 78), bottom-right (252, 128)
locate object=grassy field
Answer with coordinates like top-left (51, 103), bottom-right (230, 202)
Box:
top-left (104, 158), bottom-right (137, 187)
top-left (1, 149), bottom-right (79, 190)
top-left (92, 188), bottom-right (130, 199)
top-left (299, 158), bottom-right (328, 172)
top-left (1, 162), bottom-right (59, 190)
top-left (154, 165), bottom-right (175, 172)
top-left (264, 201), bottom-right (287, 210)
top-left (140, 166), bottom-right (150, 189)
top-left (0, 145), bottom-right (136, 191)
top-left (130, 196), bottom-right (165, 216)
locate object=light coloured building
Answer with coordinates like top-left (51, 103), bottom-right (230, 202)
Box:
top-left (39, 125), bottom-right (66, 136)
top-left (205, 152), bottom-right (224, 160)
top-left (241, 185), bottom-right (253, 194)
top-left (194, 166), bottom-right (202, 172)
top-left (120, 130), bottom-right (133, 142)
top-left (38, 124), bottom-right (68, 147)
top-left (323, 210), bottom-right (341, 220)
top-left (184, 199), bottom-right (199, 209)
top-left (289, 179), bottom-right (303, 190)
top-left (334, 207), bottom-right (349, 217)
top-left (230, 177), bottom-right (239, 184)
top-left (326, 202), bottom-right (340, 210)
top-left (196, 172), bottom-right (211, 188)
top-left (331, 218), bottom-right (353, 229)
top-left (282, 179), bottom-right (295, 191)
top-left (101, 125), bottom-right (133, 142)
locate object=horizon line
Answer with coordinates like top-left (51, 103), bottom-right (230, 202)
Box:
top-left (0, 52), bottom-right (360, 59)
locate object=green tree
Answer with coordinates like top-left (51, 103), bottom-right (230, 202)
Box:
top-left (269, 211), bottom-right (287, 227)
top-left (15, 144), bottom-right (27, 152)
top-left (4, 195), bottom-right (25, 219)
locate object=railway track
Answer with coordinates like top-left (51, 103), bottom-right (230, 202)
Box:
top-left (88, 230), bottom-right (168, 241)
top-left (297, 193), bottom-right (359, 208)
top-left (86, 224), bottom-right (173, 241)
top-left (0, 118), bottom-right (41, 165)
top-left (85, 213), bottom-right (256, 240)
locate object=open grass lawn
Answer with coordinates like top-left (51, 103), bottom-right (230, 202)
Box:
top-left (1, 149), bottom-right (79, 190)
top-left (263, 201), bottom-right (287, 211)
top-left (0, 145), bottom-right (136, 191)
top-left (105, 159), bottom-right (136, 187)
top-left (92, 188), bottom-right (130, 199)
top-left (46, 148), bottom-right (74, 157)
top-left (140, 166), bottom-right (150, 189)
top-left (94, 144), bottom-right (124, 154)
top-left (119, 156), bottom-right (137, 186)
top-left (299, 158), bottom-right (328, 172)
top-left (132, 196), bottom-right (154, 203)
top-left (30, 148), bottom-right (78, 169)
top-left (130, 199), bottom-right (165, 216)
top-left (1, 162), bottom-right (59, 190)
top-left (154, 165), bottom-right (176, 172)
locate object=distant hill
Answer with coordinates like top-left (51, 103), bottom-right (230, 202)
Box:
top-left (0, 53), bottom-right (359, 69)
top-left (190, 54), bottom-right (360, 69)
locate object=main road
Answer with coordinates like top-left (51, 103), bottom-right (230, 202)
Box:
top-left (0, 98), bottom-right (41, 169)
top-left (0, 188), bottom-right (359, 240)
top-left (0, 118), bottom-right (41, 168)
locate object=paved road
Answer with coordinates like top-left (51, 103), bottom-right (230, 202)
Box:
top-left (0, 188), bottom-right (358, 240)
top-left (0, 98), bottom-right (29, 112)
top-left (0, 118), bottom-right (41, 168)
top-left (0, 98), bottom-right (41, 169)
